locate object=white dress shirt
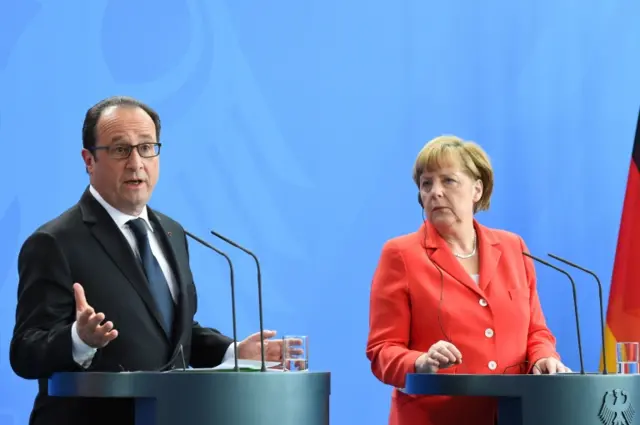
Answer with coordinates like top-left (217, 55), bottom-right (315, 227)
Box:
top-left (71, 185), bottom-right (235, 368)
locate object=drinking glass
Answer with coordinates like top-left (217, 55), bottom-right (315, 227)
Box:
top-left (616, 342), bottom-right (639, 374)
top-left (282, 335), bottom-right (308, 372)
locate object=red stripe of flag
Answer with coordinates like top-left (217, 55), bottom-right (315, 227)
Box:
top-left (602, 107), bottom-right (640, 372)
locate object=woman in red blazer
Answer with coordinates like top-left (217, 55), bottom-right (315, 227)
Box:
top-left (366, 135), bottom-right (569, 425)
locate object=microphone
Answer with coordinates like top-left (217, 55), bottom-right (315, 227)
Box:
top-left (522, 252), bottom-right (585, 375)
top-left (210, 230), bottom-right (267, 372)
top-left (547, 253), bottom-right (608, 374)
top-left (164, 344), bottom-right (188, 373)
top-left (185, 230), bottom-right (239, 372)
top-left (179, 344), bottom-right (187, 371)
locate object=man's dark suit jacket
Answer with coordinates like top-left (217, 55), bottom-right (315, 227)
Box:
top-left (10, 188), bottom-right (233, 425)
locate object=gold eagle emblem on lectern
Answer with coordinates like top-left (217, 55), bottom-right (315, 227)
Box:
top-left (599, 389), bottom-right (635, 425)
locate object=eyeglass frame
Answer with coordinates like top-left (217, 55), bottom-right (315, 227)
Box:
top-left (90, 142), bottom-right (162, 159)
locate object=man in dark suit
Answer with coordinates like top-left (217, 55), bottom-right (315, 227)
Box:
top-left (10, 96), bottom-right (284, 425)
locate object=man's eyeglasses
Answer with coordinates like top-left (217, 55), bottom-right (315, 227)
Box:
top-left (92, 142), bottom-right (162, 159)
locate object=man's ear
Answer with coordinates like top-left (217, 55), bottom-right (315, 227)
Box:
top-left (81, 149), bottom-right (95, 174)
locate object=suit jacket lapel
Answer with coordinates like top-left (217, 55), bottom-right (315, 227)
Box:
top-left (79, 189), bottom-right (170, 341)
top-left (476, 223), bottom-right (502, 292)
top-left (422, 220), bottom-right (501, 297)
top-left (148, 210), bottom-right (189, 346)
top-left (423, 221), bottom-right (480, 294)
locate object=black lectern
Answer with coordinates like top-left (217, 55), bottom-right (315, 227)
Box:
top-left (405, 373), bottom-right (640, 425)
top-left (49, 370), bottom-right (330, 425)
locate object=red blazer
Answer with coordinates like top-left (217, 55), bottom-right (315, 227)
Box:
top-left (366, 220), bottom-right (560, 425)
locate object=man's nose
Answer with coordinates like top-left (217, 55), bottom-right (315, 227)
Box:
top-left (126, 148), bottom-right (144, 169)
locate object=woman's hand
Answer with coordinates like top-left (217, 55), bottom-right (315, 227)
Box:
top-left (533, 357), bottom-right (571, 374)
top-left (415, 340), bottom-right (463, 373)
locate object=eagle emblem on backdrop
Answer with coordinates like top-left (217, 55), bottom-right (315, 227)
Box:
top-left (599, 389), bottom-right (635, 425)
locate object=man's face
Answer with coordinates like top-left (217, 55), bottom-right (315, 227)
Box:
top-left (81, 106), bottom-right (160, 215)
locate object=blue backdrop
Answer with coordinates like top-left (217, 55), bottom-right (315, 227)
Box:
top-left (1, 1), bottom-right (639, 424)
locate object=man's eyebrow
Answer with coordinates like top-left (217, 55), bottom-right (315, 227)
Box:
top-left (110, 134), bottom-right (154, 143)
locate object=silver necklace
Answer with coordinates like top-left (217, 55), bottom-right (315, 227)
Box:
top-left (454, 233), bottom-right (477, 259)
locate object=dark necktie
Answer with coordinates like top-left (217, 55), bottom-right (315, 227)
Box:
top-left (127, 218), bottom-right (175, 335)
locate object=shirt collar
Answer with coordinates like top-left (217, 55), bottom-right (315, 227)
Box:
top-left (89, 185), bottom-right (154, 232)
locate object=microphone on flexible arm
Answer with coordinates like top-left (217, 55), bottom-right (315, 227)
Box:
top-left (522, 252), bottom-right (585, 375)
top-left (210, 230), bottom-right (267, 372)
top-left (185, 230), bottom-right (239, 372)
top-left (179, 344), bottom-right (187, 370)
top-left (547, 253), bottom-right (608, 374)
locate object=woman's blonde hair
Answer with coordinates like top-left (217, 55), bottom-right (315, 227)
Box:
top-left (412, 135), bottom-right (494, 213)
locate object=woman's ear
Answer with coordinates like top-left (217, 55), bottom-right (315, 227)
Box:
top-left (472, 179), bottom-right (483, 203)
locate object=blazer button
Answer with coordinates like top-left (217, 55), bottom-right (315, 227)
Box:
top-left (479, 298), bottom-right (488, 307)
top-left (488, 361), bottom-right (497, 370)
top-left (485, 328), bottom-right (494, 338)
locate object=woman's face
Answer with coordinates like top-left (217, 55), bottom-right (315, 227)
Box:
top-left (419, 163), bottom-right (483, 227)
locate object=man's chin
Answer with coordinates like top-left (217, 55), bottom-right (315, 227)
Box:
top-left (119, 194), bottom-right (150, 213)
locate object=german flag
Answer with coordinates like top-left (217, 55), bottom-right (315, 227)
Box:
top-left (601, 108), bottom-right (640, 373)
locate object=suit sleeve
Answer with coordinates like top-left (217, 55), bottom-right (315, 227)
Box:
top-left (366, 240), bottom-right (423, 388)
top-left (520, 237), bottom-right (561, 371)
top-left (181, 232), bottom-right (233, 368)
top-left (10, 231), bottom-right (99, 379)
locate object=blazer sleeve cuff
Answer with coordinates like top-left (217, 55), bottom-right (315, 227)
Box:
top-left (71, 321), bottom-right (98, 368)
top-left (385, 349), bottom-right (424, 389)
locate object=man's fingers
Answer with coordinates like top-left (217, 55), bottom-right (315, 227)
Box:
top-left (75, 302), bottom-right (118, 347)
top-left (261, 330), bottom-right (277, 340)
top-left (76, 307), bottom-right (95, 326)
top-left (86, 312), bottom-right (106, 331)
top-left (84, 321), bottom-right (119, 348)
top-left (247, 330), bottom-right (277, 342)
top-left (103, 329), bottom-right (119, 342)
top-left (73, 283), bottom-right (89, 311)
top-left (96, 320), bottom-right (114, 334)
top-left (98, 327), bottom-right (119, 345)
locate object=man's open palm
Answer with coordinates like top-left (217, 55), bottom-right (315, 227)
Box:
top-left (74, 283), bottom-right (118, 348)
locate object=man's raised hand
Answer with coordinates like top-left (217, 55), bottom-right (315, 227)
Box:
top-left (74, 283), bottom-right (118, 348)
